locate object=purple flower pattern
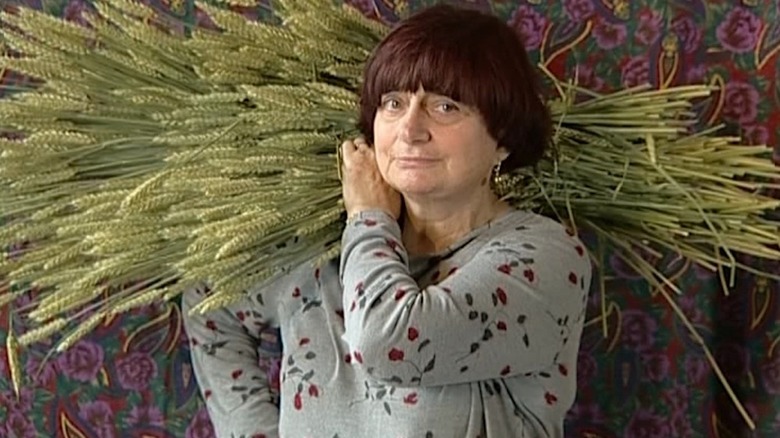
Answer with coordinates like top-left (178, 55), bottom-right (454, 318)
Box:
top-left (722, 81), bottom-right (760, 124)
top-left (25, 354), bottom-right (59, 387)
top-left (125, 405), bottom-right (165, 428)
top-left (716, 7), bottom-right (762, 53)
top-left (592, 19), bottom-right (627, 50)
top-left (635, 9), bottom-right (662, 46)
top-left (57, 340), bottom-right (105, 382)
top-left (743, 124), bottom-right (769, 146)
top-left (79, 400), bottom-right (116, 438)
top-left (0, 388), bottom-right (34, 414)
top-left (3, 411), bottom-right (39, 438)
top-left (642, 353), bottom-right (670, 382)
top-left (508, 5), bottom-right (548, 50)
top-left (671, 15), bottom-right (702, 54)
top-left (620, 310), bottom-right (658, 352)
top-left (625, 408), bottom-right (672, 438)
top-left (186, 406), bottom-right (217, 438)
top-left (115, 351), bottom-right (158, 391)
top-left (563, 0), bottom-right (594, 23)
top-left (621, 55), bottom-right (650, 88)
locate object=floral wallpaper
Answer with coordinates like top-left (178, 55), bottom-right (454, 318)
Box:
top-left (1, 0), bottom-right (779, 437)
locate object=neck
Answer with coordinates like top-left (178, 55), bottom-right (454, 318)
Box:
top-left (401, 191), bottom-right (509, 255)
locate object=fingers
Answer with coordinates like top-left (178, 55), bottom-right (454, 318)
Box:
top-left (339, 137), bottom-right (366, 181)
top-left (340, 137), bottom-right (371, 163)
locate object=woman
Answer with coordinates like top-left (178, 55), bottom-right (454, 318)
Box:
top-left (183, 4), bottom-right (592, 437)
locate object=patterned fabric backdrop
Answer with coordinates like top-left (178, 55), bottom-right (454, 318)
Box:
top-left (1, 0), bottom-right (779, 437)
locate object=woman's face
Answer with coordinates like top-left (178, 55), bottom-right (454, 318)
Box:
top-left (372, 87), bottom-right (506, 201)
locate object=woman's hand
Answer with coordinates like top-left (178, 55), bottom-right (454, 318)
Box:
top-left (340, 137), bottom-right (402, 221)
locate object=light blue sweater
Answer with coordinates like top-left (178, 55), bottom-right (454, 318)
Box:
top-left (183, 209), bottom-right (591, 437)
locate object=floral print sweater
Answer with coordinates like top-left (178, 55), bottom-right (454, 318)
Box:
top-left (183, 209), bottom-right (592, 438)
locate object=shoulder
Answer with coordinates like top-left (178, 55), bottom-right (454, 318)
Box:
top-left (489, 210), bottom-right (585, 251)
top-left (482, 210), bottom-right (592, 288)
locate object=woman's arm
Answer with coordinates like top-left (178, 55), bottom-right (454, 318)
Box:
top-left (182, 284), bottom-right (281, 438)
top-left (340, 211), bottom-right (591, 388)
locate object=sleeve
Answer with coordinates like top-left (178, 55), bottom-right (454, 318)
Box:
top-left (340, 210), bottom-right (591, 388)
top-left (182, 283), bottom-right (281, 438)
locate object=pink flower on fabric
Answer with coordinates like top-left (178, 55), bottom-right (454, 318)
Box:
top-left (643, 353), bottom-right (671, 382)
top-left (593, 20), bottom-right (627, 50)
top-left (508, 5), bottom-right (548, 50)
top-left (0, 388), bottom-right (33, 415)
top-left (716, 7), bottom-right (762, 53)
top-left (625, 408), bottom-right (672, 438)
top-left (620, 310), bottom-right (658, 352)
top-left (635, 10), bottom-right (662, 45)
top-left (57, 340), bottom-right (105, 382)
top-left (125, 405), bottom-right (165, 428)
top-left (572, 64), bottom-right (605, 92)
top-left (576, 351), bottom-right (598, 388)
top-left (186, 406), bottom-right (216, 438)
top-left (722, 81), bottom-right (760, 124)
top-left (78, 400), bottom-right (116, 438)
top-left (563, 0), bottom-right (594, 22)
top-left (3, 410), bottom-right (38, 438)
top-left (26, 354), bottom-right (59, 386)
top-left (115, 352), bottom-right (158, 391)
top-left (672, 16), bottom-right (703, 54)
top-left (621, 56), bottom-right (650, 88)
top-left (743, 124), bottom-right (769, 146)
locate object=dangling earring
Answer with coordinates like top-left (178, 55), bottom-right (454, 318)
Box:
top-left (491, 160), bottom-right (502, 188)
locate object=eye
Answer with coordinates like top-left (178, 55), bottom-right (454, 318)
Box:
top-left (438, 102), bottom-right (458, 113)
top-left (429, 97), bottom-right (460, 114)
top-left (380, 95), bottom-right (403, 111)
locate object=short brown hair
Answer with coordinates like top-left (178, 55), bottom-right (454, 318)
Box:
top-left (358, 4), bottom-right (552, 172)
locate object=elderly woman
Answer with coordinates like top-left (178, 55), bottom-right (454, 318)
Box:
top-left (183, 4), bottom-right (591, 437)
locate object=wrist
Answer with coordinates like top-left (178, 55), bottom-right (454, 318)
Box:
top-left (345, 209), bottom-right (397, 225)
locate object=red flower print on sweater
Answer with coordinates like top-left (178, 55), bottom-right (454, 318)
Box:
top-left (388, 348), bottom-right (405, 362)
top-left (496, 288), bottom-right (508, 305)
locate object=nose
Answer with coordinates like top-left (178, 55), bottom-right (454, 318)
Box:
top-left (399, 103), bottom-right (431, 144)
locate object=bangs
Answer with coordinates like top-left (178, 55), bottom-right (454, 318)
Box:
top-left (365, 36), bottom-right (485, 107)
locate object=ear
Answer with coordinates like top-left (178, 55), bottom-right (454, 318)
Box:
top-left (496, 147), bottom-right (510, 163)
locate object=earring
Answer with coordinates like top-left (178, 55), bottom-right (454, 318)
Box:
top-left (491, 160), bottom-right (502, 188)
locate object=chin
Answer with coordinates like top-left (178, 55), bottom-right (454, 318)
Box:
top-left (386, 170), bottom-right (447, 198)
top-left (395, 182), bottom-right (440, 199)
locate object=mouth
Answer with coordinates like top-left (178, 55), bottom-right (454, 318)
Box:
top-left (395, 157), bottom-right (439, 168)
top-left (396, 157), bottom-right (438, 162)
